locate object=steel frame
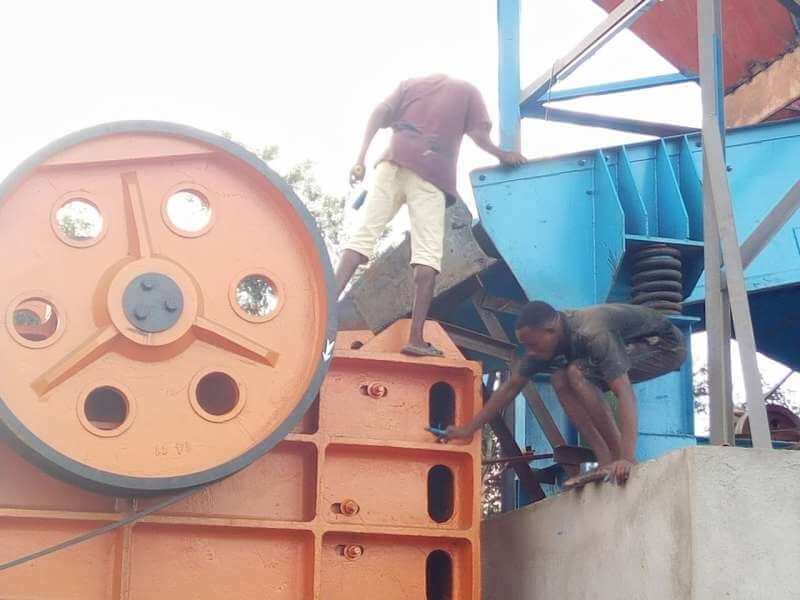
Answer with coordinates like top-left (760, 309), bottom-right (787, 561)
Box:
top-left (698, 0), bottom-right (771, 448)
top-left (519, 0), bottom-right (660, 106)
top-left (498, 0), bottom-right (695, 147)
top-left (496, 1), bottom-right (798, 450)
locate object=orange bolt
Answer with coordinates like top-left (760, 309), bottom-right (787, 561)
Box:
top-left (343, 544), bottom-right (364, 560)
top-left (361, 382), bottom-right (388, 398)
top-left (340, 499), bottom-right (360, 516)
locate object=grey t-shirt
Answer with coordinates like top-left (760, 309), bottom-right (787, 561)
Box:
top-left (518, 304), bottom-right (674, 383)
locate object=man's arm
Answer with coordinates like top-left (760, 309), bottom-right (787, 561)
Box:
top-left (441, 371), bottom-right (528, 441)
top-left (468, 128), bottom-right (527, 167)
top-left (607, 373), bottom-right (638, 482)
top-left (350, 103), bottom-right (393, 185)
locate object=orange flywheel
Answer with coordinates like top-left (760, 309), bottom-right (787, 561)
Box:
top-left (0, 121), bottom-right (336, 494)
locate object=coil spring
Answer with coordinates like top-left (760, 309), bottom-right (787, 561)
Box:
top-left (631, 244), bottom-right (683, 315)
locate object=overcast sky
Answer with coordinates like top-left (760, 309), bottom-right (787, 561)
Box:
top-left (2, 0), bottom-right (796, 427)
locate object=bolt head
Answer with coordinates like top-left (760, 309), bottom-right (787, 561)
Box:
top-left (343, 545), bottom-right (364, 560)
top-left (134, 305), bottom-right (150, 320)
top-left (141, 279), bottom-right (154, 291)
top-left (367, 383), bottom-right (388, 398)
top-left (340, 499), bottom-right (360, 515)
top-left (165, 298), bottom-right (178, 312)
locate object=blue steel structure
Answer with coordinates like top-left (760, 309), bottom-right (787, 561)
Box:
top-left (442, 1), bottom-right (800, 501)
top-left (463, 118), bottom-right (800, 471)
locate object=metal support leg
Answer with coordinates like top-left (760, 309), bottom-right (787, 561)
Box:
top-left (702, 124), bottom-right (771, 448)
top-left (484, 382), bottom-right (546, 503)
top-left (497, 0), bottom-right (521, 151)
top-left (704, 163), bottom-right (734, 445)
top-left (698, 0), bottom-right (772, 449)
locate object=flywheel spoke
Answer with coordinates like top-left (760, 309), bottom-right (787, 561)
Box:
top-left (32, 326), bottom-right (119, 396)
top-left (193, 316), bottom-right (279, 366)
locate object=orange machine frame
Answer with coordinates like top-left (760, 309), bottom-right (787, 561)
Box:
top-left (0, 320), bottom-right (483, 599)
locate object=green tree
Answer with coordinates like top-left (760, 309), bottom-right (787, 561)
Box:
top-left (482, 427), bottom-right (504, 516)
top-left (283, 159), bottom-right (345, 258)
top-left (221, 132), bottom-right (346, 259)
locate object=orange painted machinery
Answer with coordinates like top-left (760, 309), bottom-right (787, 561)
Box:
top-left (0, 123), bottom-right (482, 598)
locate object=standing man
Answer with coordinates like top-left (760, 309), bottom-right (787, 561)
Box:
top-left (442, 301), bottom-right (687, 485)
top-left (337, 74), bottom-right (526, 357)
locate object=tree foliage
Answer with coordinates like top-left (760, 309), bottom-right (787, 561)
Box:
top-left (221, 132), bottom-right (346, 259)
top-left (481, 426), bottom-right (504, 517)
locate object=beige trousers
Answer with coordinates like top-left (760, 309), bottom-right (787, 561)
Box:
top-left (344, 161), bottom-right (446, 272)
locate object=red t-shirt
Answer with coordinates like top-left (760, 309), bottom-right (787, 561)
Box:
top-left (378, 74), bottom-right (492, 203)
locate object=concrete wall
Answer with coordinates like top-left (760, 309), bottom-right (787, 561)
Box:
top-left (482, 447), bottom-right (800, 600)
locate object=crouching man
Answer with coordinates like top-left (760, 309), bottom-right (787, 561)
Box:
top-left (442, 301), bottom-right (686, 486)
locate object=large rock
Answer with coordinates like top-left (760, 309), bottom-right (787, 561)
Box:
top-left (340, 199), bottom-right (495, 332)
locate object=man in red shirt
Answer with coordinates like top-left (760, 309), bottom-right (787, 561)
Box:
top-left (337, 74), bottom-right (526, 356)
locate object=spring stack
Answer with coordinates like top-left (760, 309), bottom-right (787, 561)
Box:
top-left (631, 244), bottom-right (684, 315)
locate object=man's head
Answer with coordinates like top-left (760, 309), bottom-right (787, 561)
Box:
top-left (515, 301), bottom-right (563, 361)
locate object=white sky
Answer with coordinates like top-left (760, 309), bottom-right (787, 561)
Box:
top-left (2, 0), bottom-right (796, 427)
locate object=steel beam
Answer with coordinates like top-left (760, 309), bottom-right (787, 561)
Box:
top-left (484, 383), bottom-right (546, 502)
top-left (478, 294), bottom-right (524, 316)
top-left (498, 0), bottom-right (522, 151)
top-left (764, 369), bottom-right (795, 402)
top-left (703, 128), bottom-right (771, 447)
top-left (520, 0), bottom-right (658, 106)
top-left (529, 72), bottom-right (698, 104)
top-left (718, 178), bottom-right (800, 294)
top-left (740, 180), bottom-right (800, 269)
top-left (522, 384), bottom-right (568, 449)
top-left (704, 161), bottom-right (735, 445)
top-left (699, 0), bottom-right (772, 449)
top-left (699, 0), bottom-right (736, 447)
top-left (441, 322), bottom-right (516, 362)
top-left (522, 105), bottom-right (696, 137)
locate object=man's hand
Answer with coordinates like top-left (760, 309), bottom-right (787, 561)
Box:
top-left (602, 459), bottom-right (635, 485)
top-left (350, 163), bottom-right (366, 186)
top-left (498, 150), bottom-right (527, 168)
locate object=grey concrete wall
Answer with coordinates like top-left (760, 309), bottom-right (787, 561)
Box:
top-left (482, 447), bottom-right (800, 600)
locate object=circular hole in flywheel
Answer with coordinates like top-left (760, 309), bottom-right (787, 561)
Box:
top-left (56, 199), bottom-right (104, 242)
top-left (196, 372), bottom-right (240, 417)
top-left (166, 190), bottom-right (212, 234)
top-left (84, 387), bottom-right (129, 431)
top-left (235, 274), bottom-right (279, 318)
top-left (12, 298), bottom-right (59, 342)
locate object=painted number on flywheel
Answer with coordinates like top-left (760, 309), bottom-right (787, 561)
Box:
top-left (155, 441), bottom-right (191, 457)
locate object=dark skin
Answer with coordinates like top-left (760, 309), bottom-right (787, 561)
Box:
top-left (442, 313), bottom-right (638, 485)
top-left (338, 101), bottom-right (527, 351)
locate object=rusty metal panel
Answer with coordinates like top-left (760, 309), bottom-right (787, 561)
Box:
top-left (593, 0), bottom-right (798, 91)
top-left (0, 320), bottom-right (482, 599)
top-left (320, 534), bottom-right (474, 600)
